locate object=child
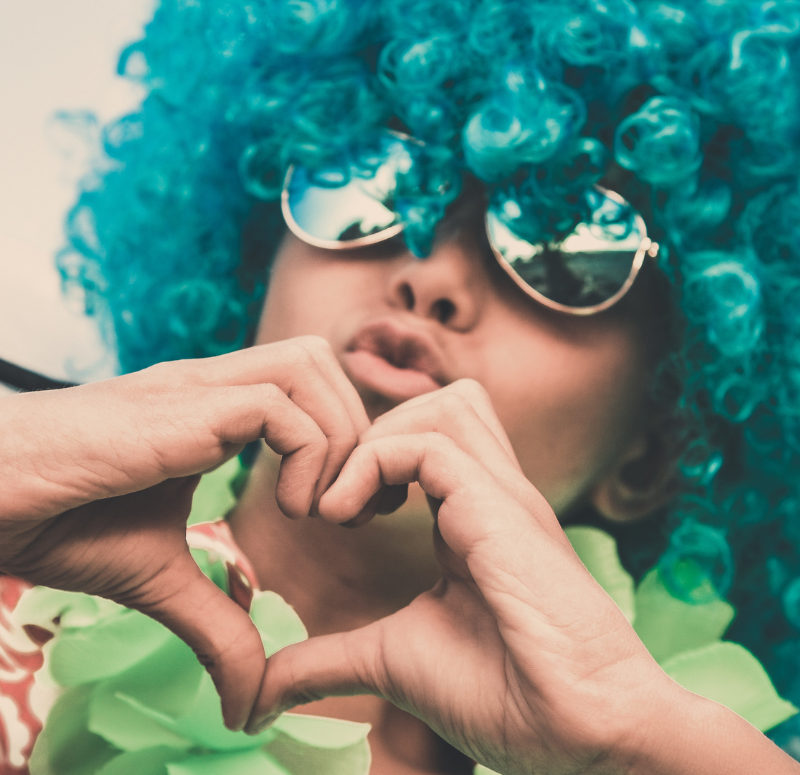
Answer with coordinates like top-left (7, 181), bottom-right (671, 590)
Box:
top-left (2, 0), bottom-right (800, 772)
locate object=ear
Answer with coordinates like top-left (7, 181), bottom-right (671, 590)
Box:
top-left (590, 431), bottom-right (679, 524)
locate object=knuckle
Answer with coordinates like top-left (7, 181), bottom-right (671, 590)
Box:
top-left (451, 377), bottom-right (490, 405)
top-left (295, 349), bottom-right (317, 370)
top-left (143, 360), bottom-right (183, 385)
top-left (437, 391), bottom-right (470, 416)
top-left (298, 334), bottom-right (333, 357)
top-left (430, 392), bottom-right (473, 430)
top-left (260, 381), bottom-right (285, 403)
top-left (423, 430), bottom-right (456, 451)
top-left (283, 341), bottom-right (317, 368)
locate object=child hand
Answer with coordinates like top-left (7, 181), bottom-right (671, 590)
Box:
top-left (253, 380), bottom-right (794, 774)
top-left (0, 336), bottom-right (368, 731)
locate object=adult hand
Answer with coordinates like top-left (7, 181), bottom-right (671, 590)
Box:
top-left (0, 336), bottom-right (369, 732)
top-left (255, 380), bottom-right (800, 775)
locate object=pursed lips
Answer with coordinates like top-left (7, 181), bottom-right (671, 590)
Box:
top-left (342, 319), bottom-right (449, 403)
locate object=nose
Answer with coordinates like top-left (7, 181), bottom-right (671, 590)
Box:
top-left (386, 226), bottom-right (489, 332)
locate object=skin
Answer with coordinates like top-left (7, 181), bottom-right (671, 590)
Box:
top-left (1, 196), bottom-right (798, 773)
top-left (231, 217), bottom-right (653, 771)
top-left (231, 207), bottom-right (657, 641)
top-left (0, 339), bottom-right (372, 731)
top-left (222, 202), bottom-right (733, 772)
top-left (256, 201), bottom-right (653, 516)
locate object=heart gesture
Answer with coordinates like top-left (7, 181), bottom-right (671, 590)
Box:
top-left (255, 381), bottom-right (796, 775)
top-left (0, 337), bottom-right (370, 732)
top-left (2, 354), bottom-right (796, 774)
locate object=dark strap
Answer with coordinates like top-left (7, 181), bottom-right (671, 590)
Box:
top-left (0, 357), bottom-right (78, 392)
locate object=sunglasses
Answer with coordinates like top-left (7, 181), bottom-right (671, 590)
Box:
top-left (281, 132), bottom-right (659, 316)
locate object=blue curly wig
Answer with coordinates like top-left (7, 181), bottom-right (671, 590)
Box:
top-left (60, 0), bottom-right (800, 750)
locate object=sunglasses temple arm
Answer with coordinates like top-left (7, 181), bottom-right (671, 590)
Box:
top-left (0, 357), bottom-right (80, 392)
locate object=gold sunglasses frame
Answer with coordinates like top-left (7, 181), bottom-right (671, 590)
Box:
top-left (485, 187), bottom-right (659, 316)
top-left (280, 135), bottom-right (659, 316)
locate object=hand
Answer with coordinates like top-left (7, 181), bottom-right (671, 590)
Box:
top-left (253, 380), bottom-right (796, 774)
top-left (0, 336), bottom-right (369, 731)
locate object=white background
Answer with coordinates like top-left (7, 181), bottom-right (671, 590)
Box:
top-left (0, 0), bottom-right (155, 381)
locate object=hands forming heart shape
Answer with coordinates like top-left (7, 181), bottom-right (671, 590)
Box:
top-left (0, 337), bottom-right (790, 775)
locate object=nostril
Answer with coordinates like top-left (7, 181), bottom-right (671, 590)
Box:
top-left (399, 282), bottom-right (415, 311)
top-left (431, 298), bottom-right (456, 325)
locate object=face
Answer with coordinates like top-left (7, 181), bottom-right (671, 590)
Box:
top-left (255, 192), bottom-right (656, 517)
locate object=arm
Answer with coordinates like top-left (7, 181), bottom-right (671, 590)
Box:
top-left (624, 690), bottom-right (798, 775)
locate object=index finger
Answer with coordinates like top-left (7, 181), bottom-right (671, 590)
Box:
top-left (177, 337), bottom-right (371, 436)
top-left (372, 379), bottom-right (518, 464)
top-left (173, 338), bottom-right (370, 510)
top-left (291, 336), bottom-right (371, 436)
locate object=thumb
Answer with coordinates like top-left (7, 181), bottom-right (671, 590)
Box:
top-left (132, 550), bottom-right (268, 732)
top-left (246, 623), bottom-right (385, 734)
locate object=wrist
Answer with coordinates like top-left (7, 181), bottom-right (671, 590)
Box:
top-left (613, 680), bottom-right (798, 775)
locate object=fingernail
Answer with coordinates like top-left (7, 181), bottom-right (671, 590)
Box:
top-left (246, 715), bottom-right (278, 735)
top-left (222, 712), bottom-right (245, 733)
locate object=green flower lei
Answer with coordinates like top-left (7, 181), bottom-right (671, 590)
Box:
top-left (19, 581), bottom-right (370, 775)
top-left (16, 462), bottom-right (796, 775)
top-left (565, 526), bottom-right (797, 734)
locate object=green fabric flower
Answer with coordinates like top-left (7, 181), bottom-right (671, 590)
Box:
top-left (18, 546), bottom-right (370, 774)
top-left (187, 457), bottom-right (242, 527)
top-left (566, 526), bottom-right (798, 732)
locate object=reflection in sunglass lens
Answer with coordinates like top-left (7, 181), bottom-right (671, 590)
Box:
top-left (486, 188), bottom-right (647, 309)
top-left (284, 137), bottom-right (413, 247)
top-left (284, 130), bottom-right (652, 314)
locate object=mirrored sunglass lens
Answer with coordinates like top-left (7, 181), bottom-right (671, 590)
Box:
top-left (286, 138), bottom-right (412, 244)
top-left (486, 190), bottom-right (645, 308)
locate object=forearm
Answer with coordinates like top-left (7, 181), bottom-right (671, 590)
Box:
top-left (621, 686), bottom-right (799, 775)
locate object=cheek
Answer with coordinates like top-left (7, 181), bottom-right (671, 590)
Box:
top-left (256, 240), bottom-right (379, 344)
top-left (484, 326), bottom-right (648, 514)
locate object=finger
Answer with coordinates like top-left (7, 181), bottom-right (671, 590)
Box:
top-left (363, 390), bottom-right (521, 478)
top-left (319, 432), bottom-right (477, 577)
top-left (319, 431), bottom-right (569, 553)
top-left (252, 342), bottom-right (361, 509)
top-left (132, 550), bottom-right (268, 732)
top-left (174, 337), bottom-right (368, 491)
top-left (373, 379), bottom-right (519, 464)
top-left (319, 433), bottom-right (586, 636)
top-left (361, 387), bottom-right (558, 532)
top-left (319, 432), bottom-right (501, 534)
top-left (359, 386), bottom-right (518, 527)
top-left (290, 337), bottom-right (373, 508)
top-left (293, 336), bottom-right (371, 435)
top-left (340, 488), bottom-right (386, 529)
top-left (246, 624), bottom-right (384, 734)
top-left (150, 372), bottom-right (346, 518)
top-left (178, 338), bottom-right (369, 433)
top-left (339, 484), bottom-right (409, 528)
top-left (4, 339), bottom-right (364, 521)
top-left (210, 383), bottom-right (328, 519)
